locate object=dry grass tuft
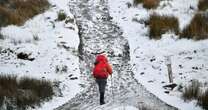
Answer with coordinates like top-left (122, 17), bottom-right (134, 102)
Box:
top-left (198, 89), bottom-right (208, 110)
top-left (57, 10), bottom-right (67, 21)
top-left (182, 80), bottom-right (201, 101)
top-left (133, 0), bottom-right (160, 9)
top-left (133, 0), bottom-right (143, 6)
top-left (180, 13), bottom-right (208, 40)
top-left (0, 0), bottom-right (49, 27)
top-left (198, 0), bottom-right (208, 11)
top-left (182, 80), bottom-right (208, 110)
top-left (148, 14), bottom-right (179, 39)
top-left (0, 75), bottom-right (54, 109)
top-left (143, 0), bottom-right (160, 9)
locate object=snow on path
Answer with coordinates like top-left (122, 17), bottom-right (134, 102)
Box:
top-left (55, 0), bottom-right (178, 110)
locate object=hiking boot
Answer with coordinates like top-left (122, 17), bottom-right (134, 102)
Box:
top-left (100, 101), bottom-right (105, 105)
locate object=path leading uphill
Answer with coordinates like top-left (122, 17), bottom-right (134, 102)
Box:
top-left (55, 0), bottom-right (178, 109)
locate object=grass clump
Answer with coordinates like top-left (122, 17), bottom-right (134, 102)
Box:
top-left (198, 89), bottom-right (208, 110)
top-left (198, 0), bottom-right (208, 11)
top-left (0, 0), bottom-right (50, 27)
top-left (133, 0), bottom-right (143, 6)
top-left (133, 0), bottom-right (160, 9)
top-left (143, 0), bottom-right (160, 9)
top-left (180, 13), bottom-right (208, 40)
top-left (148, 14), bottom-right (179, 39)
top-left (57, 10), bottom-right (67, 21)
top-left (0, 75), bottom-right (54, 109)
top-left (182, 80), bottom-right (201, 101)
top-left (182, 80), bottom-right (208, 110)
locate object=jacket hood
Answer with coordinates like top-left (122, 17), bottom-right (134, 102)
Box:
top-left (96, 54), bottom-right (108, 63)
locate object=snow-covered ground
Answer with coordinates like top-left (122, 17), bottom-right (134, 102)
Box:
top-left (112, 105), bottom-right (138, 110)
top-left (0, 0), bottom-right (83, 109)
top-left (109, 0), bottom-right (208, 110)
top-left (0, 0), bottom-right (208, 109)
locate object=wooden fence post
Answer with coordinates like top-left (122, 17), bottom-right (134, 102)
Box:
top-left (165, 56), bottom-right (173, 83)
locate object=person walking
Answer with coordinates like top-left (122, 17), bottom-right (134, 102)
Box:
top-left (93, 54), bottom-right (112, 105)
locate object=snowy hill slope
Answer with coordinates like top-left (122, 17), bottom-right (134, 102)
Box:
top-left (109, 0), bottom-right (208, 110)
top-left (0, 0), bottom-right (82, 109)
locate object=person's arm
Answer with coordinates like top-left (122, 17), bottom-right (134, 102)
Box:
top-left (106, 64), bottom-right (112, 75)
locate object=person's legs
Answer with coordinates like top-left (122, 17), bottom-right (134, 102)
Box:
top-left (100, 92), bottom-right (105, 104)
top-left (96, 79), bottom-right (107, 105)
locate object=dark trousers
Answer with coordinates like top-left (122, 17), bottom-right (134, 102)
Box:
top-left (96, 79), bottom-right (107, 104)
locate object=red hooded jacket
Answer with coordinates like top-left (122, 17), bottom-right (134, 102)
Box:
top-left (93, 55), bottom-right (112, 79)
